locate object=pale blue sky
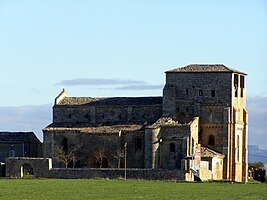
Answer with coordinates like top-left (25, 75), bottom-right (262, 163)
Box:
top-left (0, 1), bottom-right (267, 151)
top-left (0, 0), bottom-right (266, 106)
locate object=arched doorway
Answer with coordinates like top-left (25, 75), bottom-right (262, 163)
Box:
top-left (21, 163), bottom-right (34, 178)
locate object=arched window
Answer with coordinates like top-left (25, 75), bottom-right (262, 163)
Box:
top-left (63, 137), bottom-right (68, 151)
top-left (135, 138), bottom-right (142, 152)
top-left (170, 143), bottom-right (175, 153)
top-left (208, 135), bottom-right (215, 145)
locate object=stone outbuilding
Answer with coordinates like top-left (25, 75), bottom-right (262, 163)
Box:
top-left (0, 132), bottom-right (42, 163)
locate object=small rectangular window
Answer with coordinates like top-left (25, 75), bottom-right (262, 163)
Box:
top-left (234, 74), bottom-right (239, 86)
top-left (199, 90), bottom-right (203, 96)
top-left (240, 75), bottom-right (245, 89)
top-left (234, 74), bottom-right (239, 97)
top-left (9, 150), bottom-right (15, 157)
top-left (209, 160), bottom-right (212, 170)
top-left (211, 90), bottom-right (215, 97)
top-left (186, 89), bottom-right (189, 95)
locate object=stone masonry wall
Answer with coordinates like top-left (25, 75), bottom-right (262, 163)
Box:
top-left (6, 157), bottom-right (52, 178)
top-left (53, 104), bottom-right (162, 127)
top-left (6, 157), bottom-right (185, 180)
top-left (46, 168), bottom-right (185, 180)
top-left (163, 72), bottom-right (232, 119)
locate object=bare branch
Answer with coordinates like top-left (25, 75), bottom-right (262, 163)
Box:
top-left (52, 144), bottom-right (81, 168)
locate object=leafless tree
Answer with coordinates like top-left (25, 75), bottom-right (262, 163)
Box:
top-left (94, 148), bottom-right (106, 168)
top-left (52, 144), bottom-right (81, 168)
top-left (111, 149), bottom-right (124, 168)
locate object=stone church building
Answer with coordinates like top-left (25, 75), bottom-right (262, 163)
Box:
top-left (43, 64), bottom-right (248, 182)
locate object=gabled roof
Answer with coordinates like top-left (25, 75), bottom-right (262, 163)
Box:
top-left (0, 132), bottom-right (41, 143)
top-left (166, 64), bottom-right (247, 75)
top-left (57, 96), bottom-right (163, 106)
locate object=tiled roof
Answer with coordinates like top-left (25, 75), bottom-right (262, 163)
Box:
top-left (166, 64), bottom-right (247, 75)
top-left (57, 96), bottom-right (163, 106)
top-left (44, 124), bottom-right (144, 133)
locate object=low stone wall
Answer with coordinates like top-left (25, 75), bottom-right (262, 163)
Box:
top-left (46, 168), bottom-right (185, 180)
top-left (5, 157), bottom-right (185, 180)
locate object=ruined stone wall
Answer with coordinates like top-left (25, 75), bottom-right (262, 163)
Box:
top-left (6, 157), bottom-right (52, 178)
top-left (146, 120), bottom-right (197, 170)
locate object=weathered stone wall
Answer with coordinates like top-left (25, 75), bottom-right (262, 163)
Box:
top-left (53, 104), bottom-right (162, 127)
top-left (212, 157), bottom-right (224, 180)
top-left (144, 118), bottom-right (198, 170)
top-left (231, 73), bottom-right (248, 182)
top-left (166, 72), bottom-right (232, 103)
top-left (46, 168), bottom-right (185, 180)
top-left (5, 157), bottom-right (52, 178)
top-left (5, 157), bottom-right (186, 180)
top-left (43, 129), bottom-right (146, 169)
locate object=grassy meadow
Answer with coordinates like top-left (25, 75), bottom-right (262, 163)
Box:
top-left (0, 179), bottom-right (266, 200)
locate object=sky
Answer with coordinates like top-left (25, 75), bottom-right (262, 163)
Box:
top-left (0, 1), bottom-right (267, 149)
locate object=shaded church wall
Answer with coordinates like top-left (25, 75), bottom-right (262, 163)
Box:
top-left (53, 104), bottom-right (162, 126)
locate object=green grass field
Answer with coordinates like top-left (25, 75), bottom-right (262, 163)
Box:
top-left (0, 179), bottom-right (266, 200)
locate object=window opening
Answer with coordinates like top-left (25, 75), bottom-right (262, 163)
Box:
top-left (240, 75), bottom-right (245, 88)
top-left (68, 113), bottom-right (72, 119)
top-left (211, 90), bottom-right (215, 97)
top-left (199, 90), bottom-right (203, 96)
top-left (63, 137), bottom-right (68, 151)
top-left (240, 75), bottom-right (245, 97)
top-left (234, 74), bottom-right (239, 97)
top-left (208, 135), bottom-right (215, 145)
top-left (209, 160), bottom-right (212, 170)
top-left (170, 143), bottom-right (175, 153)
top-left (9, 150), bottom-right (15, 157)
top-left (135, 138), bottom-right (142, 152)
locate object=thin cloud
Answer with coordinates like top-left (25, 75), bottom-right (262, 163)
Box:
top-left (0, 104), bottom-right (52, 142)
top-left (115, 84), bottom-right (164, 90)
top-left (56, 78), bottom-right (146, 86)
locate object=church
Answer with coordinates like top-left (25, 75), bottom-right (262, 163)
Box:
top-left (43, 64), bottom-right (248, 182)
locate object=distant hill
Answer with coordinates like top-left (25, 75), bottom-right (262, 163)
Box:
top-left (248, 145), bottom-right (267, 164)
